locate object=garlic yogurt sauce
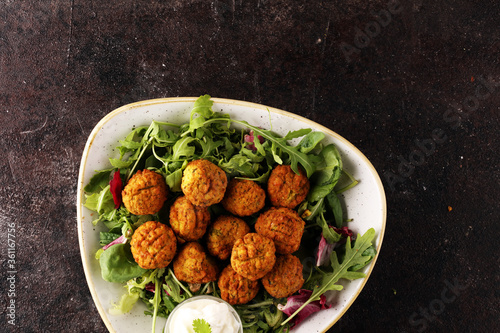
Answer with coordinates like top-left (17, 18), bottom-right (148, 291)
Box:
top-left (165, 295), bottom-right (243, 333)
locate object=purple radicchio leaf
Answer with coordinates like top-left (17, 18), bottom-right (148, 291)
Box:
top-left (109, 170), bottom-right (123, 209)
top-left (316, 234), bottom-right (335, 267)
top-left (102, 235), bottom-right (127, 251)
top-left (278, 289), bottom-right (331, 329)
top-left (244, 130), bottom-right (265, 151)
top-left (146, 282), bottom-right (175, 296)
top-left (145, 282), bottom-right (156, 293)
top-left (316, 226), bottom-right (356, 267)
top-left (334, 226), bottom-right (355, 241)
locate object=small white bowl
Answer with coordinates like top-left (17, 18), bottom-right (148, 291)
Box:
top-left (164, 295), bottom-right (243, 333)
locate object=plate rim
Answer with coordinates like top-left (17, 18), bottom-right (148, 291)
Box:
top-left (77, 96), bottom-right (387, 333)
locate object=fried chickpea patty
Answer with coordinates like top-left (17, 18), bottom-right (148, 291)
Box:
top-left (122, 169), bottom-right (168, 215)
top-left (231, 233), bottom-right (276, 281)
top-left (218, 265), bottom-right (260, 305)
top-left (262, 254), bottom-right (304, 298)
top-left (255, 207), bottom-right (305, 254)
top-left (267, 165), bottom-right (310, 209)
top-left (173, 242), bottom-right (218, 284)
top-left (130, 221), bottom-right (177, 269)
top-left (169, 196), bottom-right (211, 241)
top-left (181, 159), bottom-right (227, 207)
top-left (221, 178), bottom-right (266, 216)
top-left (206, 215), bottom-right (251, 260)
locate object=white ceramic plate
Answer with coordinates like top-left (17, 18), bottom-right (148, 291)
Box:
top-left (77, 97), bottom-right (386, 333)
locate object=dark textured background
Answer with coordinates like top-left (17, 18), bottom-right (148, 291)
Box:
top-left (0, 1), bottom-right (498, 332)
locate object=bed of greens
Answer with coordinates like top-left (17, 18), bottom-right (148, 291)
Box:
top-left (83, 95), bottom-right (377, 333)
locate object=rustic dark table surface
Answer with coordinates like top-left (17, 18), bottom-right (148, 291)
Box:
top-left (1, 1), bottom-right (498, 332)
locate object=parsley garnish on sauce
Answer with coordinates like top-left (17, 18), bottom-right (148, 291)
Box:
top-left (192, 318), bottom-right (212, 333)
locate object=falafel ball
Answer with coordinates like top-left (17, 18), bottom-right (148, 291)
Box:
top-left (130, 221), bottom-right (177, 269)
top-left (206, 215), bottom-right (251, 260)
top-left (173, 242), bottom-right (219, 284)
top-left (231, 233), bottom-right (276, 281)
top-left (218, 265), bottom-right (260, 305)
top-left (181, 159), bottom-right (227, 207)
top-left (169, 196), bottom-right (211, 241)
top-left (122, 169), bottom-right (168, 215)
top-left (261, 254), bottom-right (304, 298)
top-left (255, 207), bottom-right (305, 254)
top-left (267, 165), bottom-right (310, 209)
top-left (221, 178), bottom-right (266, 216)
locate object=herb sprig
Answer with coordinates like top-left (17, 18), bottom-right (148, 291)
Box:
top-left (193, 318), bottom-right (212, 333)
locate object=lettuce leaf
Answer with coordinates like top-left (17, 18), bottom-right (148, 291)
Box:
top-left (99, 243), bottom-right (146, 283)
top-left (307, 144), bottom-right (342, 202)
top-left (84, 185), bottom-right (115, 225)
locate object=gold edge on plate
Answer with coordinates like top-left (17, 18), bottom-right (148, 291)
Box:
top-left (77, 112), bottom-right (117, 333)
top-left (77, 97), bottom-right (387, 333)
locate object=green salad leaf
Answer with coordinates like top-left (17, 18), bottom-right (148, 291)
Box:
top-left (307, 144), bottom-right (342, 202)
top-left (297, 131), bottom-right (326, 153)
top-left (99, 232), bottom-right (120, 246)
top-left (108, 291), bottom-right (140, 316)
top-left (99, 243), bottom-right (147, 283)
top-left (235, 292), bottom-right (290, 333)
top-left (83, 168), bottom-right (113, 193)
top-left (231, 120), bottom-right (316, 178)
top-left (84, 185), bottom-right (114, 214)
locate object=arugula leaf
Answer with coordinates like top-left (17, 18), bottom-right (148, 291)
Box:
top-left (127, 269), bottom-right (158, 292)
top-left (235, 291), bottom-right (290, 333)
top-left (100, 207), bottom-right (129, 231)
top-left (167, 268), bottom-right (193, 299)
top-left (110, 157), bottom-right (135, 169)
top-left (282, 128), bottom-right (312, 141)
top-left (162, 289), bottom-right (176, 312)
top-left (281, 228), bottom-right (376, 326)
top-left (349, 245), bottom-right (377, 271)
top-left (263, 307), bottom-right (283, 329)
top-left (171, 136), bottom-right (196, 160)
top-left (220, 154), bottom-right (258, 178)
top-left (193, 318), bottom-right (212, 333)
top-left (118, 138), bottom-right (144, 151)
top-left (189, 94), bottom-right (214, 133)
top-left (317, 211), bottom-right (342, 244)
top-left (198, 137), bottom-right (223, 159)
top-left (163, 269), bottom-right (187, 304)
top-left (192, 95), bottom-right (214, 118)
top-left (116, 126), bottom-right (148, 157)
top-left (230, 120), bottom-right (316, 177)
